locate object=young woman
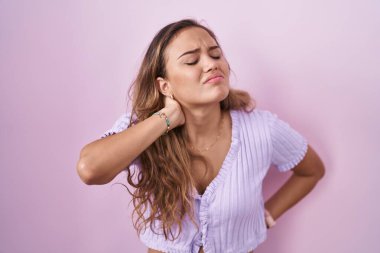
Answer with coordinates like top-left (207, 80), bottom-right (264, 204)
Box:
top-left (77, 19), bottom-right (325, 253)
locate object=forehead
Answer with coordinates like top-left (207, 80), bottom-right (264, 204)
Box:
top-left (165, 27), bottom-right (217, 58)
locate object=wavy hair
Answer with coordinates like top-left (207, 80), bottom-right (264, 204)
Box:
top-left (118, 18), bottom-right (255, 241)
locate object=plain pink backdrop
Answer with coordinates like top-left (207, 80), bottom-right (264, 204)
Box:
top-left (1, 0), bottom-right (379, 252)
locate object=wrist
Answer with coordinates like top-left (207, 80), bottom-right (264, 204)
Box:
top-left (152, 111), bottom-right (171, 134)
top-left (160, 107), bottom-right (177, 130)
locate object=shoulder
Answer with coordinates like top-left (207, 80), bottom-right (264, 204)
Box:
top-left (110, 112), bottom-right (132, 129)
top-left (100, 111), bottom-right (137, 138)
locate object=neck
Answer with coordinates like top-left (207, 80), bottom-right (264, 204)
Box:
top-left (183, 104), bottom-right (224, 147)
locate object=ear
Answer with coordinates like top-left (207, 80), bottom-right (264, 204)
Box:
top-left (156, 77), bottom-right (172, 96)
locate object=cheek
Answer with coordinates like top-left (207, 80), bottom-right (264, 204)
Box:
top-left (178, 71), bottom-right (198, 82)
top-left (171, 77), bottom-right (203, 104)
top-left (171, 70), bottom-right (200, 91)
top-left (220, 58), bottom-right (230, 75)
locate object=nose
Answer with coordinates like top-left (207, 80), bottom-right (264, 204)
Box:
top-left (203, 55), bottom-right (218, 72)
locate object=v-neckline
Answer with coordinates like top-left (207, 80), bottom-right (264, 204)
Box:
top-left (192, 109), bottom-right (240, 200)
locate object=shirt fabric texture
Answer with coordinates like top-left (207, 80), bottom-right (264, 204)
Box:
top-left (101, 108), bottom-right (308, 253)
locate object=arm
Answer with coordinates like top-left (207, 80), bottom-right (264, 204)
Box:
top-left (264, 144), bottom-right (325, 223)
top-left (76, 99), bottom-right (184, 185)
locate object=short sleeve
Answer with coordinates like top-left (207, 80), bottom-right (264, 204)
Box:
top-left (267, 111), bottom-right (308, 172)
top-left (100, 112), bottom-right (141, 170)
top-left (100, 112), bottom-right (135, 139)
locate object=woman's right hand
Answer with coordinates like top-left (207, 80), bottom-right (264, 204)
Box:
top-left (160, 95), bottom-right (185, 131)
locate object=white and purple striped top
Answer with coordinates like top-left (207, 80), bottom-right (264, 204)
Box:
top-left (101, 108), bottom-right (308, 253)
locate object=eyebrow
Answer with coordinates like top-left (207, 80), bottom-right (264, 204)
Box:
top-left (177, 45), bottom-right (220, 60)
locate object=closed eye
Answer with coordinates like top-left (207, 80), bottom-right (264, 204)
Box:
top-left (186, 55), bottom-right (221, 65)
top-left (185, 61), bottom-right (198, 66)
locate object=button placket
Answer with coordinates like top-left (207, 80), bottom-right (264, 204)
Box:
top-left (190, 110), bottom-right (240, 253)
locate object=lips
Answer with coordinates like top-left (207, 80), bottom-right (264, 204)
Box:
top-left (204, 73), bottom-right (224, 84)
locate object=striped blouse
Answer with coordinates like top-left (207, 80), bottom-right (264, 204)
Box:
top-left (101, 108), bottom-right (308, 253)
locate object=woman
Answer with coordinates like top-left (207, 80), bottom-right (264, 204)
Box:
top-left (77, 19), bottom-right (325, 253)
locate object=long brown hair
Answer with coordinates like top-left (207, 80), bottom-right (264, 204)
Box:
top-left (119, 18), bottom-right (255, 241)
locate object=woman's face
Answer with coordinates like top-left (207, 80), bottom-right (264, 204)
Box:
top-left (157, 27), bottom-right (230, 109)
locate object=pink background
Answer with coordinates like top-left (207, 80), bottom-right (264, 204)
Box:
top-left (1, 0), bottom-right (379, 252)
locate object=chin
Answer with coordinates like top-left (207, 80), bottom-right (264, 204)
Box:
top-left (205, 89), bottom-right (228, 105)
top-left (216, 85), bottom-right (230, 101)
top-left (191, 84), bottom-right (230, 105)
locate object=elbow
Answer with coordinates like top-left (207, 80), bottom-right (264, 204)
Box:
top-left (76, 155), bottom-right (114, 185)
top-left (76, 159), bottom-right (97, 185)
top-left (76, 144), bottom-right (93, 184)
top-left (76, 145), bottom-right (107, 185)
top-left (76, 146), bottom-right (101, 185)
top-left (309, 145), bottom-right (326, 180)
top-left (315, 160), bottom-right (326, 180)
top-left (76, 143), bottom-right (127, 185)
